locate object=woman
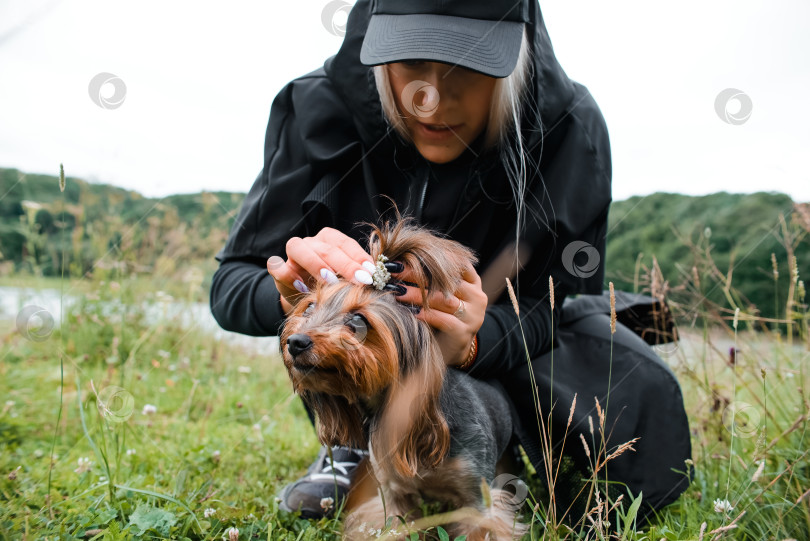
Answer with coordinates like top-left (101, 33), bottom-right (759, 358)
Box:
top-left (211, 0), bottom-right (691, 522)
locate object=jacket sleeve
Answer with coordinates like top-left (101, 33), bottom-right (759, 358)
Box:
top-left (210, 71), bottom-right (359, 336)
top-left (468, 83), bottom-right (612, 379)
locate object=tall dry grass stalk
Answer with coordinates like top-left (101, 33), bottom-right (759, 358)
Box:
top-left (549, 276), bottom-right (555, 456)
top-left (504, 277), bottom-right (644, 537)
top-left (609, 282), bottom-right (616, 335)
top-left (506, 277), bottom-right (519, 316)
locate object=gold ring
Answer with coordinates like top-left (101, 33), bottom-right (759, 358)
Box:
top-left (453, 298), bottom-right (466, 319)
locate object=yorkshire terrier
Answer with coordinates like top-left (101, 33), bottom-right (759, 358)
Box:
top-left (280, 219), bottom-right (526, 540)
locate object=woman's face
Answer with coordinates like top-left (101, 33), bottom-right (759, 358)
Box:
top-left (386, 61), bottom-right (497, 164)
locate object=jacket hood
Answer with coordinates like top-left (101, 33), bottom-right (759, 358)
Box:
top-left (323, 0), bottom-right (576, 151)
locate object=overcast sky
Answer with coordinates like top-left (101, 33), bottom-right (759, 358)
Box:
top-left (1, 0), bottom-right (808, 202)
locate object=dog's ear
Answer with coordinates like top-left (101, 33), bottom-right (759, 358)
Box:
top-left (372, 339), bottom-right (450, 478)
top-left (368, 217), bottom-right (476, 309)
top-left (302, 392), bottom-right (366, 449)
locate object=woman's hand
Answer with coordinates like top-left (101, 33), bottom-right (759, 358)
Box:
top-left (267, 227), bottom-right (378, 315)
top-left (391, 263), bottom-right (488, 367)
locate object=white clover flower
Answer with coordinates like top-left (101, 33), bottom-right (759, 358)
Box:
top-left (33, 449), bottom-right (44, 458)
top-left (142, 404), bottom-right (157, 415)
top-left (204, 508), bottom-right (216, 518)
top-left (225, 526), bottom-right (239, 541)
top-left (320, 497), bottom-right (334, 511)
top-left (158, 350), bottom-right (171, 359)
top-left (212, 450), bottom-right (221, 463)
top-left (713, 498), bottom-right (734, 514)
top-left (74, 457), bottom-right (92, 474)
top-left (126, 449), bottom-right (136, 456)
top-left (245, 513), bottom-right (256, 521)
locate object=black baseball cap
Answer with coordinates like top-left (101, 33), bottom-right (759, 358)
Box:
top-left (360, 0), bottom-right (529, 78)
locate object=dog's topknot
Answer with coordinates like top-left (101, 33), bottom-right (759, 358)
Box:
top-left (366, 217), bottom-right (477, 309)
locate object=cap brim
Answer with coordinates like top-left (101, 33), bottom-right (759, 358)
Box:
top-left (360, 14), bottom-right (523, 78)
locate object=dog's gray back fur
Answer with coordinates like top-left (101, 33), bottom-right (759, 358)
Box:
top-left (441, 369), bottom-right (513, 482)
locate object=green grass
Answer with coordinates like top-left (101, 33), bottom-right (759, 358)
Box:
top-left (646, 326), bottom-right (810, 540)
top-left (1, 272), bottom-right (809, 540)
top-left (1, 277), bottom-right (335, 540)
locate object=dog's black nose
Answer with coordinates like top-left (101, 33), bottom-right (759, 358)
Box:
top-left (287, 333), bottom-right (314, 357)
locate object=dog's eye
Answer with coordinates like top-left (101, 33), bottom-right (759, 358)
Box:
top-left (303, 302), bottom-right (315, 316)
top-left (345, 313), bottom-right (369, 334)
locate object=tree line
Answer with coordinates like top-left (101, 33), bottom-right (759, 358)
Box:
top-left (1, 167), bottom-right (807, 323)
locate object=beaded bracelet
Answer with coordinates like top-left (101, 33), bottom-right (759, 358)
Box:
top-left (458, 334), bottom-right (478, 371)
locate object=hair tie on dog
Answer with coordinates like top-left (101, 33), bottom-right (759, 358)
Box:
top-left (372, 254), bottom-right (392, 290)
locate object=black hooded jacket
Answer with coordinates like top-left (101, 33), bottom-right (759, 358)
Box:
top-left (210, 0), bottom-right (612, 380)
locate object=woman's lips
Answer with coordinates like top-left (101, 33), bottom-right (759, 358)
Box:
top-left (414, 122), bottom-right (463, 141)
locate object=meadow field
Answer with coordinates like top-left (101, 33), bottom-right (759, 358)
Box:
top-left (0, 262), bottom-right (808, 540)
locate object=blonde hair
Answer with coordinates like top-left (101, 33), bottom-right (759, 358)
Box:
top-left (372, 27), bottom-right (534, 235)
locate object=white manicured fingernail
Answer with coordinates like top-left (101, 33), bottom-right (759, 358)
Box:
top-left (320, 268), bottom-right (339, 284)
top-left (362, 261), bottom-right (376, 274)
top-left (355, 269), bottom-right (373, 285)
top-left (293, 280), bottom-right (309, 293)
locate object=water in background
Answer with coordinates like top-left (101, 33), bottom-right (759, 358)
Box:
top-left (0, 286), bottom-right (280, 353)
